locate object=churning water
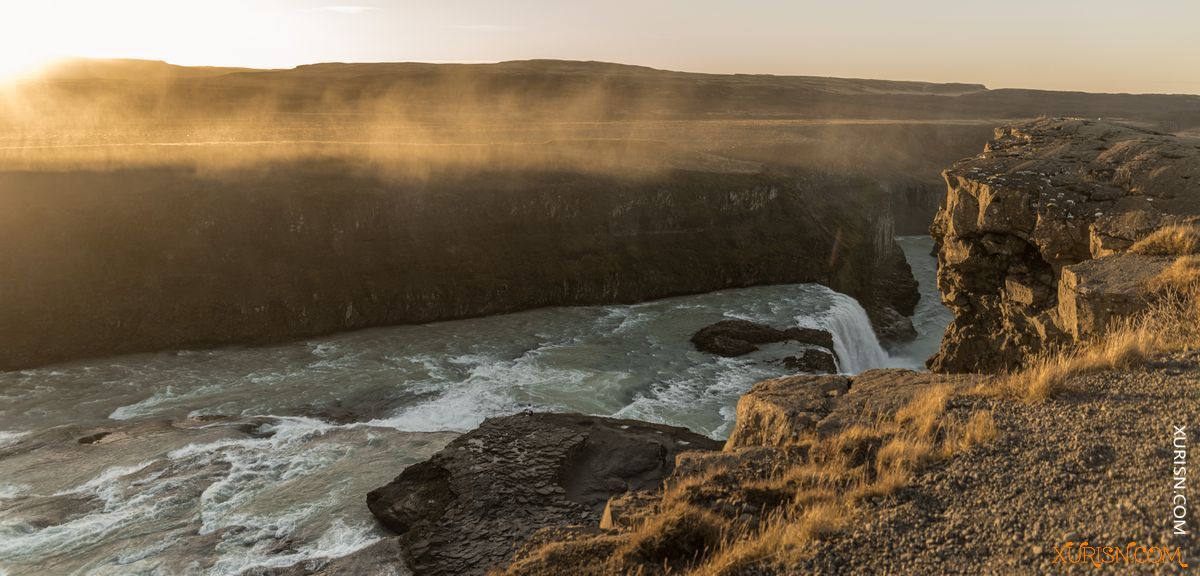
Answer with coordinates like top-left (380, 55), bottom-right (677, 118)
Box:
top-left (0, 236), bottom-right (949, 575)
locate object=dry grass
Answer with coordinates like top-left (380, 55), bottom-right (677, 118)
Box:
top-left (893, 384), bottom-right (953, 437)
top-left (797, 502), bottom-right (850, 539)
top-left (618, 502), bottom-right (728, 569)
top-left (997, 257), bottom-right (1200, 403)
top-left (1148, 255), bottom-right (1200, 293)
top-left (683, 387), bottom-right (996, 575)
top-left (875, 436), bottom-right (935, 474)
top-left (1004, 326), bottom-right (1155, 402)
top-left (509, 387), bottom-right (999, 575)
top-left (941, 410), bottom-right (998, 455)
top-left (1129, 223), bottom-right (1200, 256)
top-left (510, 373), bottom-right (1004, 575)
top-left (684, 501), bottom-right (853, 576)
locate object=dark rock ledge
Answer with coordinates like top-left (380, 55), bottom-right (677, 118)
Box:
top-left (362, 413), bottom-right (721, 576)
top-left (691, 319), bottom-right (840, 373)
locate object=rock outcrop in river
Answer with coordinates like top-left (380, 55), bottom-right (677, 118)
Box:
top-left (689, 319), bottom-right (834, 357)
top-left (929, 118), bottom-right (1200, 372)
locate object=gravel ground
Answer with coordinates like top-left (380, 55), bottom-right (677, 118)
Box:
top-left (798, 351), bottom-right (1200, 575)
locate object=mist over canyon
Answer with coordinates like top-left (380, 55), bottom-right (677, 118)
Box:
top-left (2, 59), bottom-right (1199, 575)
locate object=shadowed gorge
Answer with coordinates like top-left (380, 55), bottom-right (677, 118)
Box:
top-left (0, 161), bottom-right (919, 371)
top-left (5, 59), bottom-right (1200, 369)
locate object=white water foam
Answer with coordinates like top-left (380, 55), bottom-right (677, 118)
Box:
top-left (0, 431), bottom-right (28, 448)
top-left (1, 460), bottom-right (162, 563)
top-left (0, 417), bottom-right (395, 574)
top-left (370, 351), bottom-right (586, 432)
top-left (612, 356), bottom-right (776, 438)
top-left (108, 383), bottom-right (223, 420)
top-left (212, 517), bottom-right (382, 575)
top-left (0, 483), bottom-right (30, 500)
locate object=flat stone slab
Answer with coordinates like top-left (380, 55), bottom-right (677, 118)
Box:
top-left (1057, 253), bottom-right (1172, 339)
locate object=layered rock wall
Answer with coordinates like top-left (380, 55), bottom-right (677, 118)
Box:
top-left (930, 119), bottom-right (1200, 372)
top-left (0, 162), bottom-right (917, 370)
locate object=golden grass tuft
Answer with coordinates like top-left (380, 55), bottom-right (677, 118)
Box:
top-left (1008, 327), bottom-right (1153, 402)
top-left (875, 435), bottom-right (935, 474)
top-left (793, 501), bottom-right (849, 541)
top-left (893, 384), bottom-right (953, 437)
top-left (684, 502), bottom-right (850, 576)
top-left (619, 502), bottom-right (728, 568)
top-left (1148, 255), bottom-right (1200, 294)
top-left (1129, 223), bottom-right (1200, 256)
top-left (998, 261), bottom-right (1199, 403)
top-left (685, 518), bottom-right (789, 576)
top-left (942, 410), bottom-right (997, 455)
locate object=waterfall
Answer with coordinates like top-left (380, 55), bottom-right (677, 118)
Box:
top-left (819, 291), bottom-right (890, 373)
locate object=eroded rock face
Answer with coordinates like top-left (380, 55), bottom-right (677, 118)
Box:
top-left (930, 119), bottom-right (1200, 372)
top-left (723, 374), bottom-right (850, 449)
top-left (0, 165), bottom-right (919, 371)
top-left (364, 412), bottom-right (721, 576)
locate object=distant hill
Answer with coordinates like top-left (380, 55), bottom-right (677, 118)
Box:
top-left (35, 58), bottom-right (986, 96)
top-left (37, 58), bottom-right (260, 81)
top-left (269, 59), bottom-right (990, 97)
top-left (17, 58), bottom-right (1200, 130)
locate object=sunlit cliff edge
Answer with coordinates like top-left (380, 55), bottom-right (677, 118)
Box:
top-left (930, 118), bottom-right (1200, 372)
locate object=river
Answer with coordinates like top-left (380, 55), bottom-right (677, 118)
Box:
top-left (0, 236), bottom-right (949, 575)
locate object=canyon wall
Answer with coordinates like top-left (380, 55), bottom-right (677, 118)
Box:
top-left (930, 118), bottom-right (1200, 372)
top-left (0, 161), bottom-right (917, 370)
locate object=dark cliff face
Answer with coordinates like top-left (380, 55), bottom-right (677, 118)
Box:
top-left (0, 162), bottom-right (917, 370)
top-left (929, 119), bottom-right (1200, 373)
top-left (364, 412), bottom-right (722, 575)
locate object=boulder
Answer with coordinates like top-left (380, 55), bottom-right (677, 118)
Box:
top-left (779, 349), bottom-right (839, 374)
top-left (364, 412), bottom-right (721, 576)
top-left (690, 319), bottom-right (834, 357)
top-left (1057, 254), bottom-right (1172, 339)
top-left (724, 370), bottom-right (974, 451)
top-left (868, 305), bottom-right (918, 342)
top-left (723, 375), bottom-right (850, 450)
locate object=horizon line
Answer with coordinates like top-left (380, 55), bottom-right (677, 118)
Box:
top-left (20, 56), bottom-right (1200, 98)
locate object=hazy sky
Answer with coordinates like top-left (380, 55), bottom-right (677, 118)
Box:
top-left (3, 0), bottom-right (1198, 94)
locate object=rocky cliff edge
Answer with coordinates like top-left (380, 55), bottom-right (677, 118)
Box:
top-left (930, 118), bottom-right (1200, 372)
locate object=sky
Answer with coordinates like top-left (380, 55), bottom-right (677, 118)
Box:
top-left (2, 0), bottom-right (1198, 94)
